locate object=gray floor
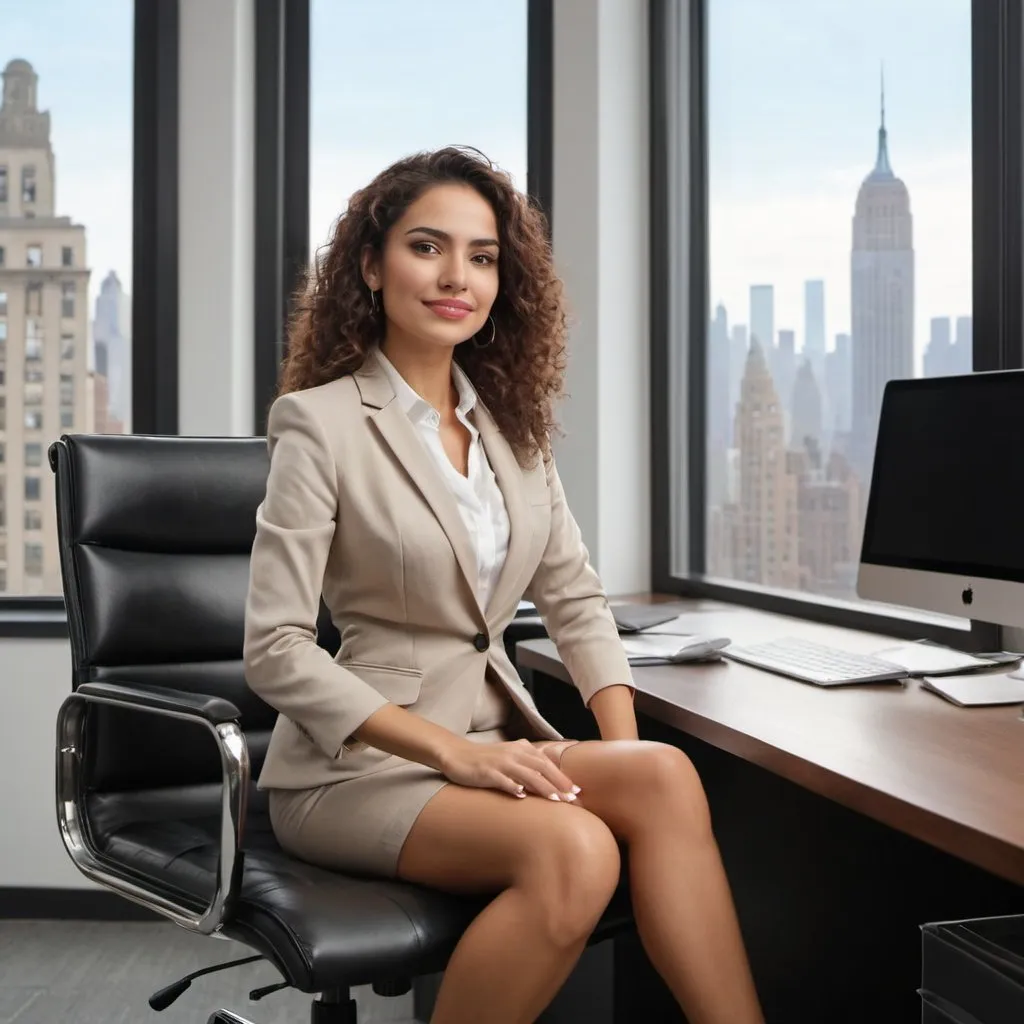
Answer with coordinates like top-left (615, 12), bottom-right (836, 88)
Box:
top-left (0, 920), bottom-right (418, 1024)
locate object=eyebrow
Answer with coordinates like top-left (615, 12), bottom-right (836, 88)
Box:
top-left (405, 226), bottom-right (499, 248)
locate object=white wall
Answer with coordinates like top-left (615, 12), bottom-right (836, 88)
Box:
top-left (551, 0), bottom-right (651, 596)
top-left (178, 0), bottom-right (255, 438)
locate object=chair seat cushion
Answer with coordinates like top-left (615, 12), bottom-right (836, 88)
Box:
top-left (88, 786), bottom-right (633, 993)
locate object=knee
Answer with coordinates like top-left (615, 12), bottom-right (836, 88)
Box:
top-left (632, 744), bottom-right (712, 836)
top-left (525, 814), bottom-right (621, 948)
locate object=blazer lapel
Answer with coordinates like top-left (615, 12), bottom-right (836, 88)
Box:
top-left (474, 402), bottom-right (533, 618)
top-left (354, 354), bottom-right (484, 622)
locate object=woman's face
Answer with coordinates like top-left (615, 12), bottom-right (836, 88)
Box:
top-left (364, 183), bottom-right (501, 354)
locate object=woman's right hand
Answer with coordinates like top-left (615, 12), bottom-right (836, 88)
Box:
top-left (439, 738), bottom-right (580, 802)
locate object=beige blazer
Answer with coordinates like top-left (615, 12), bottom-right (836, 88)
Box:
top-left (243, 351), bottom-right (633, 791)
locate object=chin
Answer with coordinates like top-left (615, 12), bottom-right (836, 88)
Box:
top-left (415, 320), bottom-right (478, 349)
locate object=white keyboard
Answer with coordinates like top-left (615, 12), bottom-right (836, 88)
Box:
top-left (722, 637), bottom-right (909, 687)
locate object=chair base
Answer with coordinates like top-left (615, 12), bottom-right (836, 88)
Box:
top-left (310, 990), bottom-right (359, 1023)
top-left (205, 988), bottom-right (359, 1024)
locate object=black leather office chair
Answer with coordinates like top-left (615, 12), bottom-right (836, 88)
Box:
top-left (49, 433), bottom-right (633, 1024)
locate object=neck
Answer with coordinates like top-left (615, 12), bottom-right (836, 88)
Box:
top-left (379, 337), bottom-right (458, 416)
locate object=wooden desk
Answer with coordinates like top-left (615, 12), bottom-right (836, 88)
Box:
top-left (516, 598), bottom-right (1024, 1023)
top-left (518, 599), bottom-right (1024, 885)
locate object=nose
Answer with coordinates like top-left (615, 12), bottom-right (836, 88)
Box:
top-left (438, 252), bottom-right (468, 293)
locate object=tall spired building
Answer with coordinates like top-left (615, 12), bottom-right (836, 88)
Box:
top-left (849, 79), bottom-right (914, 477)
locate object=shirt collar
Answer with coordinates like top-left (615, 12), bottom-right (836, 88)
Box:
top-left (375, 348), bottom-right (478, 427)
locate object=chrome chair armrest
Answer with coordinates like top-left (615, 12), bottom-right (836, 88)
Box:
top-left (56, 681), bottom-right (250, 936)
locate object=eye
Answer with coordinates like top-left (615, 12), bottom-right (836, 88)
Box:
top-left (472, 252), bottom-right (498, 266)
top-left (411, 241), bottom-right (440, 255)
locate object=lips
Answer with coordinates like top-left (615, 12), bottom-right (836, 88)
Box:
top-left (424, 299), bottom-right (474, 320)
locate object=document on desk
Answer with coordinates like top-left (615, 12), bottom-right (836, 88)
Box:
top-left (920, 673), bottom-right (1024, 707)
top-left (619, 633), bottom-right (731, 665)
top-left (871, 641), bottom-right (997, 676)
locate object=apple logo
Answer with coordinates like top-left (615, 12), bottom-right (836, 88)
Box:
top-left (962, 585), bottom-right (974, 606)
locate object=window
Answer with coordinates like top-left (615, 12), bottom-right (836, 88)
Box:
top-left (0, 165), bottom-right (6, 202)
top-left (24, 543), bottom-right (43, 577)
top-left (21, 165), bottom-right (37, 204)
top-left (653, 0), bottom-right (1016, 640)
top-left (308, 0), bottom-right (528, 261)
top-left (0, 11), bottom-right (140, 600)
top-left (0, 322), bottom-right (6, 344)
top-left (0, 290), bottom-right (7, 314)
top-left (701, 2), bottom-right (972, 607)
top-left (0, 443), bottom-right (4, 463)
top-left (0, 246), bottom-right (4, 266)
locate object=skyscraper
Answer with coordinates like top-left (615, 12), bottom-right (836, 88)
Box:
top-left (923, 316), bottom-right (952, 378)
top-left (791, 358), bottom-right (823, 454)
top-left (850, 80), bottom-right (914, 476)
top-left (724, 339), bottom-right (800, 589)
top-left (93, 270), bottom-right (131, 430)
top-left (749, 284), bottom-right (774, 355)
top-left (826, 332), bottom-right (852, 434)
top-left (707, 303), bottom-right (731, 507)
top-left (803, 279), bottom-right (826, 375)
top-left (953, 316), bottom-right (972, 375)
top-left (0, 58), bottom-right (96, 594)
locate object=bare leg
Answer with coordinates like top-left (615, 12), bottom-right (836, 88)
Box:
top-left (396, 783), bottom-right (621, 1024)
top-left (559, 740), bottom-right (765, 1024)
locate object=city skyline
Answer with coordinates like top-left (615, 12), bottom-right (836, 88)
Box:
top-left (708, 0), bottom-right (971, 368)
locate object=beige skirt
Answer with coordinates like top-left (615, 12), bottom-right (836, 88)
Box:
top-left (268, 677), bottom-right (578, 878)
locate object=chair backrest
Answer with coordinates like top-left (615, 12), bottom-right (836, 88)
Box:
top-left (50, 433), bottom-right (337, 792)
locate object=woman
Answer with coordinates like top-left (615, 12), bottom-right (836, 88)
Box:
top-left (243, 146), bottom-right (763, 1024)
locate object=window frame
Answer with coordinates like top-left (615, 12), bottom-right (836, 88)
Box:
top-left (649, 0), bottom-right (1023, 648)
top-left (0, 0), bottom-right (180, 636)
top-left (251, 0), bottom-right (555, 435)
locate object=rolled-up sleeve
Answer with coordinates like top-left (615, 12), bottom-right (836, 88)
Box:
top-left (243, 393), bottom-right (389, 758)
top-left (523, 452), bottom-right (634, 705)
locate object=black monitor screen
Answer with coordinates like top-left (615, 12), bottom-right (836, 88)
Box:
top-left (861, 371), bottom-right (1024, 584)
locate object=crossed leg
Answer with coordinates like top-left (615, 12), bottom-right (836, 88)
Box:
top-left (396, 739), bottom-right (763, 1024)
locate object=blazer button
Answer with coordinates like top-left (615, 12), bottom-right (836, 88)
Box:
top-left (473, 632), bottom-right (490, 652)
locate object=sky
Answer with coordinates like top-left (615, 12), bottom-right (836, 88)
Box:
top-left (2, 0), bottom-right (133, 312)
top-left (708, 0), bottom-right (972, 365)
top-left (309, 0), bottom-right (528, 258)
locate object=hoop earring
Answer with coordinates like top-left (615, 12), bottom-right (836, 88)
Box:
top-left (368, 288), bottom-right (379, 314)
top-left (473, 315), bottom-right (496, 349)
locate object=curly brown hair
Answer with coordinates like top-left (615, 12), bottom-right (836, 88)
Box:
top-left (277, 146), bottom-right (568, 468)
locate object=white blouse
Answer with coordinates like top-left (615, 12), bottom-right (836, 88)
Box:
top-left (376, 350), bottom-right (511, 610)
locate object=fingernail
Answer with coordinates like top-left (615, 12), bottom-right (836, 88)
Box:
top-left (548, 793), bottom-right (561, 801)
top-left (515, 791), bottom-right (527, 798)
top-left (564, 793), bottom-right (577, 802)
top-left (571, 785), bottom-right (581, 795)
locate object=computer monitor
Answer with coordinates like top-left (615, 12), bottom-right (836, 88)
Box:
top-left (858, 370), bottom-right (1024, 628)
